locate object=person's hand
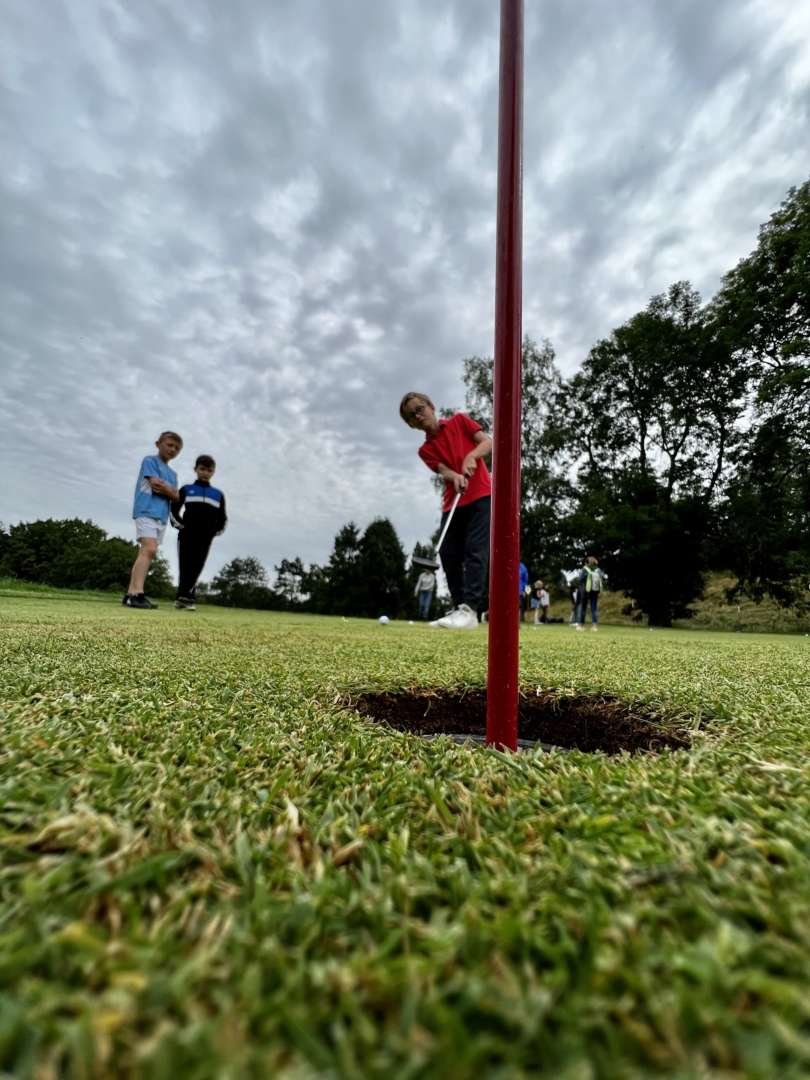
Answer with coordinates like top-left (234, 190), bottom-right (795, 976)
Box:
top-left (451, 471), bottom-right (468, 493)
top-left (461, 453), bottom-right (478, 478)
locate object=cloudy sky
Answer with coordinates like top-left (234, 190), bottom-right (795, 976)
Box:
top-left (2, 0), bottom-right (809, 584)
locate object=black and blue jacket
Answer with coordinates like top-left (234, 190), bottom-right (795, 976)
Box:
top-left (170, 480), bottom-right (227, 536)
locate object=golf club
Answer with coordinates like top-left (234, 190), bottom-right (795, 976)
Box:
top-left (412, 489), bottom-right (462, 571)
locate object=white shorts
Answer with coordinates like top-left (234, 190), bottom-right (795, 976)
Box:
top-left (134, 516), bottom-right (167, 544)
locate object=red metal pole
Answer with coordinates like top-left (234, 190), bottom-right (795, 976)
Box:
top-left (486, 0), bottom-right (523, 751)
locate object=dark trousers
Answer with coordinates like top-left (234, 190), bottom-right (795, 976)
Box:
top-left (417, 589), bottom-right (433, 619)
top-left (439, 495), bottom-right (490, 609)
top-left (177, 530), bottom-right (214, 600)
top-left (577, 590), bottom-right (599, 624)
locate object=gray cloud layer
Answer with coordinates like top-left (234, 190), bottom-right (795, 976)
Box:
top-left (2, 0), bottom-right (809, 581)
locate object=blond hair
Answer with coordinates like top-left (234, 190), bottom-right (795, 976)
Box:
top-left (157, 431), bottom-right (183, 447)
top-left (399, 392), bottom-right (434, 422)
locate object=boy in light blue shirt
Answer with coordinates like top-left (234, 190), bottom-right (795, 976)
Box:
top-left (123, 431), bottom-right (182, 609)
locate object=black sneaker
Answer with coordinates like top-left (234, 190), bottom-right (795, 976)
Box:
top-left (175, 597), bottom-right (196, 610)
top-left (121, 593), bottom-right (130, 606)
top-left (126, 594), bottom-right (158, 609)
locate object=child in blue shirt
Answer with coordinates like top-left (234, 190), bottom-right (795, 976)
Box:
top-left (123, 431), bottom-right (182, 609)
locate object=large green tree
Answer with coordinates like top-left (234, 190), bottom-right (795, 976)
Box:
top-left (324, 523), bottom-right (364, 616)
top-left (0, 518), bottom-right (172, 595)
top-left (210, 556), bottom-right (278, 609)
top-left (273, 557), bottom-right (306, 607)
top-left (712, 180), bottom-right (810, 376)
top-left (710, 181), bottom-right (810, 605)
top-left (458, 336), bottom-right (570, 578)
top-left (548, 283), bottom-right (746, 624)
top-left (358, 518), bottom-right (408, 619)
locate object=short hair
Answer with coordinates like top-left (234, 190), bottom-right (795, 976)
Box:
top-left (534, 580), bottom-right (544, 588)
top-left (157, 431), bottom-right (183, 446)
top-left (195, 454), bottom-right (216, 469)
top-left (399, 392), bottom-right (434, 421)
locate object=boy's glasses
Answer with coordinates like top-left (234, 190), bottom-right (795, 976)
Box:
top-left (406, 405), bottom-right (426, 421)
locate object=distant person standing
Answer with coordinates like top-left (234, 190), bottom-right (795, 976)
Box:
top-left (563, 569), bottom-right (579, 624)
top-left (532, 580), bottom-right (550, 624)
top-left (575, 555), bottom-right (606, 631)
top-left (519, 561), bottom-right (530, 622)
top-left (170, 454), bottom-right (228, 610)
top-left (414, 568), bottom-right (436, 620)
top-left (124, 431), bottom-right (182, 609)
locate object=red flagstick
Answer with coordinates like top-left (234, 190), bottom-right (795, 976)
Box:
top-left (486, 0), bottom-right (523, 750)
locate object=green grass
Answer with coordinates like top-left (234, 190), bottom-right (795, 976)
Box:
top-left (0, 577), bottom-right (121, 603)
top-left (1, 594), bottom-right (809, 1078)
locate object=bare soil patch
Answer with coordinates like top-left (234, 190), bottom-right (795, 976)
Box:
top-left (349, 688), bottom-right (692, 754)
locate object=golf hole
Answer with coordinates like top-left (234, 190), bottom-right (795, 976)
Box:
top-left (349, 688), bottom-right (692, 754)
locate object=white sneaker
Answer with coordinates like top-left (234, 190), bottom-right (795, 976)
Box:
top-left (574, 624), bottom-right (584, 631)
top-left (436, 603), bottom-right (478, 630)
top-left (591, 625), bottom-right (598, 632)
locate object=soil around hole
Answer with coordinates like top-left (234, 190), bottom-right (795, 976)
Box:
top-left (348, 688), bottom-right (692, 754)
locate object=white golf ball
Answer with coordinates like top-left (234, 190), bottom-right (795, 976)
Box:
top-left (378, 615), bottom-right (390, 625)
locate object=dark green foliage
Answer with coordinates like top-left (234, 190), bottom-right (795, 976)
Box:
top-left (544, 283), bottom-right (749, 622)
top-left (236, 521), bottom-right (419, 618)
top-left (715, 417), bottom-right (810, 611)
top-left (460, 338), bottom-right (570, 577)
top-left (323, 522), bottom-right (364, 616)
top-left (712, 179), bottom-right (810, 371)
top-left (568, 477), bottom-right (710, 626)
top-left (210, 556), bottom-right (282, 609)
top-left (273, 557), bottom-right (307, 607)
top-left (710, 182), bottom-right (810, 605)
top-left (358, 518), bottom-right (408, 619)
top-left (553, 282), bottom-right (744, 501)
top-left (0, 518), bottom-right (172, 596)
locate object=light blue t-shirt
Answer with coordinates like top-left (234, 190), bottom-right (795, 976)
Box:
top-left (132, 454), bottom-right (178, 523)
top-left (519, 562), bottom-right (529, 596)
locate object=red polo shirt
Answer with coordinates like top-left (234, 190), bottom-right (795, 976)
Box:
top-left (418, 413), bottom-right (492, 512)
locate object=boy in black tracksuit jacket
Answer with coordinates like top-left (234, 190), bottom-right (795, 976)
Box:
top-left (170, 454), bottom-right (227, 609)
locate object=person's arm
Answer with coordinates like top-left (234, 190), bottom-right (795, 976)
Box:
top-left (436, 462), bottom-right (467, 493)
top-left (461, 430), bottom-right (492, 478)
top-left (216, 493), bottom-right (227, 536)
top-left (169, 486), bottom-right (187, 529)
top-left (147, 476), bottom-right (180, 501)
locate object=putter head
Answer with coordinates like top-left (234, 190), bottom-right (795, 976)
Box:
top-left (412, 555), bottom-right (439, 570)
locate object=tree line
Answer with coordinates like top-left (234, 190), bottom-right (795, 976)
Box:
top-left (457, 179), bottom-right (808, 624)
top-left (3, 180), bottom-right (807, 624)
top-left (207, 520), bottom-right (435, 621)
top-left (0, 518), bottom-right (174, 596)
top-left (0, 515), bottom-right (433, 620)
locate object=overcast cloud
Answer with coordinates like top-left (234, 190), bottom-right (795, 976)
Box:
top-left (2, 0), bottom-right (809, 583)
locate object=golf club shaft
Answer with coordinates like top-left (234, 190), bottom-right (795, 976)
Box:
top-left (434, 489), bottom-right (462, 554)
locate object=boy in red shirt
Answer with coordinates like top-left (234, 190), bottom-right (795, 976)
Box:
top-left (400, 391), bottom-right (492, 629)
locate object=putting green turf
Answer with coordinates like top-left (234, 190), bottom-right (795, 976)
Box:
top-left (1, 595), bottom-right (809, 1078)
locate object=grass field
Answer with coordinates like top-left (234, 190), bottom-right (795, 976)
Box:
top-left (1, 593), bottom-right (809, 1078)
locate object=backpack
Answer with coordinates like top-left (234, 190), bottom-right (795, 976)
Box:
top-left (586, 567), bottom-right (604, 592)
